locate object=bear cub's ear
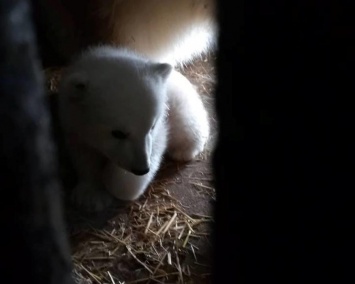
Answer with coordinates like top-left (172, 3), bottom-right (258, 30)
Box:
top-left (150, 63), bottom-right (173, 80)
top-left (64, 72), bottom-right (88, 101)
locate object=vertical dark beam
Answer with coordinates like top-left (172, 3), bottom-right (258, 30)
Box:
top-left (30, 0), bottom-right (88, 67)
top-left (213, 0), bottom-right (354, 283)
top-left (0, 1), bottom-right (74, 283)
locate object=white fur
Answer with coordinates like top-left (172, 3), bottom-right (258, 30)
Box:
top-left (58, 45), bottom-right (210, 211)
top-left (95, 0), bottom-right (218, 67)
top-left (166, 70), bottom-right (210, 161)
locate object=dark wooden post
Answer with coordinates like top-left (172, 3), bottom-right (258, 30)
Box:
top-left (213, 0), bottom-right (354, 283)
top-left (0, 1), bottom-right (74, 283)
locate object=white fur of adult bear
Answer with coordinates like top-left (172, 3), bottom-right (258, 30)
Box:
top-left (58, 46), bottom-right (210, 211)
top-left (94, 0), bottom-right (217, 67)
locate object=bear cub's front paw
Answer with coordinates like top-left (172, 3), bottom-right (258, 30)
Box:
top-left (71, 181), bottom-right (115, 212)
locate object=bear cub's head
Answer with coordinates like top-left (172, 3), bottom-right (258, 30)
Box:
top-left (59, 47), bottom-right (173, 176)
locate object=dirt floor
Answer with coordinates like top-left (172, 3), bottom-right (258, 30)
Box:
top-left (46, 52), bottom-right (217, 284)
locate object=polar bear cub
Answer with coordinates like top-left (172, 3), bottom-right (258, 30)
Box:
top-left (58, 46), bottom-right (210, 211)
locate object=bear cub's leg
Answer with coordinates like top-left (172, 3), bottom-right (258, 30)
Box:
top-left (166, 70), bottom-right (210, 161)
top-left (70, 143), bottom-right (116, 212)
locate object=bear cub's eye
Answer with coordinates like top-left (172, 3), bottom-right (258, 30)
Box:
top-left (111, 130), bottom-right (129, 139)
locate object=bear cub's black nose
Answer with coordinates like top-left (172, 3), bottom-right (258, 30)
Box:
top-left (131, 168), bottom-right (150, 176)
